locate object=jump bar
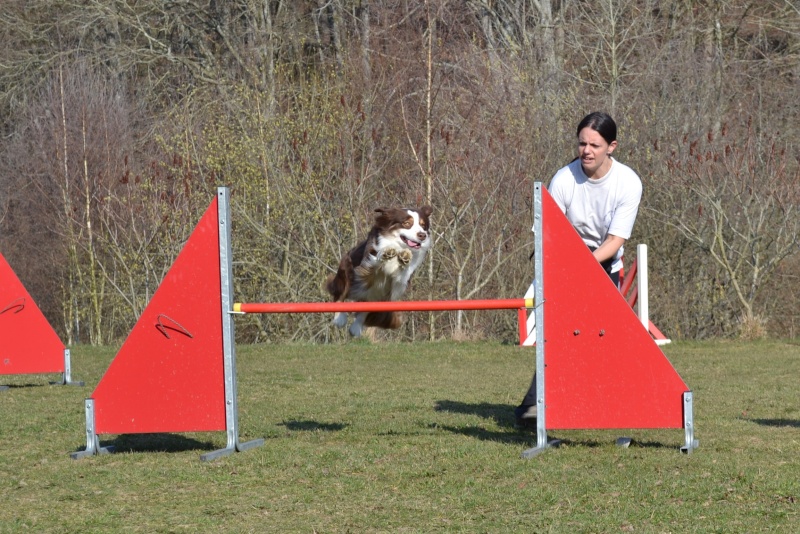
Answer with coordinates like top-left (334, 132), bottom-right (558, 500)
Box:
top-left (233, 298), bottom-right (534, 314)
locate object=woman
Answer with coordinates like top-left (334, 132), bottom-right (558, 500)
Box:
top-left (516, 111), bottom-right (643, 428)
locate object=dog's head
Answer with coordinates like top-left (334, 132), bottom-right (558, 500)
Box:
top-left (373, 206), bottom-right (432, 251)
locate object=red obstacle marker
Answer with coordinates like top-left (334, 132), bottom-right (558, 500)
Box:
top-left (73, 190), bottom-right (263, 459)
top-left (0, 253), bottom-right (81, 387)
top-left (523, 184), bottom-right (696, 457)
top-left (90, 198), bottom-right (226, 434)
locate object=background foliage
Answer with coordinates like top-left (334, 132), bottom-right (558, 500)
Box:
top-left (1, 0), bottom-right (798, 343)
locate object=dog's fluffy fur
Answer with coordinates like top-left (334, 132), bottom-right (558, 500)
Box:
top-left (326, 206), bottom-right (433, 337)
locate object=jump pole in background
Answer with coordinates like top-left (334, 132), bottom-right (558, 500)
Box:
top-left (619, 244), bottom-right (672, 345)
top-left (0, 253), bottom-right (83, 389)
top-left (519, 244), bottom-right (671, 346)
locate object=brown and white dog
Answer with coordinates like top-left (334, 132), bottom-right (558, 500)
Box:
top-left (326, 206), bottom-right (433, 337)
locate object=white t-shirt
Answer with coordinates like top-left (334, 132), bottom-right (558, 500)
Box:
top-left (545, 158), bottom-right (642, 273)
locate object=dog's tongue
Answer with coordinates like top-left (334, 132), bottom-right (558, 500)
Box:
top-left (403, 237), bottom-right (421, 249)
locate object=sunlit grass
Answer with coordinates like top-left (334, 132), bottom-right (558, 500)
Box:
top-left (1, 340), bottom-right (798, 532)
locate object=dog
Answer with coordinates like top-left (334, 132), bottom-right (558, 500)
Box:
top-left (325, 205), bottom-right (433, 337)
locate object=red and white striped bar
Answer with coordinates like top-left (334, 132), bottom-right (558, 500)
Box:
top-left (233, 298), bottom-right (534, 314)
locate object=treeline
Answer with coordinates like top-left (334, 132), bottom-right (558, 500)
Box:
top-left (0, 1), bottom-right (798, 344)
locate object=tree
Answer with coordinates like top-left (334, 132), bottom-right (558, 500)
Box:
top-left (1, 0), bottom-right (799, 343)
top-left (648, 121), bottom-right (800, 337)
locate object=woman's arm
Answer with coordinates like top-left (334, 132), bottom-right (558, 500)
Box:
top-left (592, 234), bottom-right (626, 264)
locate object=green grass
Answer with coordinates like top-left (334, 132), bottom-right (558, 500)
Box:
top-left (1, 340), bottom-right (798, 533)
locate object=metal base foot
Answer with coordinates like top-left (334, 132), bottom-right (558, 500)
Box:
top-left (521, 439), bottom-right (561, 459)
top-left (70, 445), bottom-right (114, 459)
top-left (51, 378), bottom-right (85, 386)
top-left (200, 447), bottom-right (234, 462)
top-left (57, 350), bottom-right (84, 386)
top-left (200, 438), bottom-right (265, 462)
top-left (681, 439), bottom-right (700, 454)
top-left (682, 391), bottom-right (698, 454)
top-left (70, 424), bottom-right (115, 460)
top-left (616, 437), bottom-right (632, 448)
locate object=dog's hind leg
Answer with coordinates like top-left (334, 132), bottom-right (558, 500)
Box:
top-left (349, 312), bottom-right (368, 337)
top-left (332, 312), bottom-right (349, 328)
top-left (364, 311), bottom-right (402, 330)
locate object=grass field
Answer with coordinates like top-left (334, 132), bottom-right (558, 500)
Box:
top-left (1, 340), bottom-right (798, 533)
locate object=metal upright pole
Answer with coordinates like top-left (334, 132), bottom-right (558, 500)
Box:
top-left (521, 183), bottom-right (561, 459)
top-left (59, 348), bottom-right (84, 386)
top-left (201, 187), bottom-right (264, 461)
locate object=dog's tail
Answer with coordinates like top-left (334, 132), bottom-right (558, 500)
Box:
top-left (325, 255), bottom-right (352, 301)
top-left (363, 311), bottom-right (402, 330)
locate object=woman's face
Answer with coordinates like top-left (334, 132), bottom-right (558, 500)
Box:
top-left (577, 127), bottom-right (617, 179)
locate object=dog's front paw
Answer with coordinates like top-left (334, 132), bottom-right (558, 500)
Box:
top-left (382, 248), bottom-right (397, 261)
top-left (397, 250), bottom-right (412, 267)
top-left (332, 312), bottom-right (348, 328)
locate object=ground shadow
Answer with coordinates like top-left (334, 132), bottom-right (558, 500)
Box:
top-left (430, 423), bottom-right (679, 450)
top-left (433, 399), bottom-right (537, 446)
top-left (280, 420), bottom-right (348, 432)
top-left (548, 437), bottom-right (682, 450)
top-left (1, 377), bottom-right (82, 388)
top-left (0, 383), bottom-right (48, 389)
top-left (433, 399), bottom-right (680, 450)
top-left (610, 439), bottom-right (681, 450)
top-left (429, 423), bottom-right (536, 446)
top-left (749, 418), bottom-right (800, 428)
top-left (92, 433), bottom-right (220, 454)
top-left (434, 400), bottom-right (517, 429)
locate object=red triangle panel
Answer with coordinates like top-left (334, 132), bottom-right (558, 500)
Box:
top-left (541, 188), bottom-right (688, 429)
top-left (0, 253), bottom-right (64, 375)
top-left (92, 199), bottom-right (226, 434)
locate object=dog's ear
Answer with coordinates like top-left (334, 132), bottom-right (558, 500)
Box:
top-left (373, 208), bottom-right (393, 226)
top-left (417, 206), bottom-right (432, 227)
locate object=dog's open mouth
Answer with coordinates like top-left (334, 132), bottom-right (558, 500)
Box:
top-left (401, 236), bottom-right (422, 249)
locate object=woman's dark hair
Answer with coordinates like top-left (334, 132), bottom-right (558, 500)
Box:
top-left (576, 112), bottom-right (617, 144)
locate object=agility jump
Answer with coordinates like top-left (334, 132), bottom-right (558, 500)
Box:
top-left (0, 253), bottom-right (83, 389)
top-left (72, 184), bottom-right (697, 461)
